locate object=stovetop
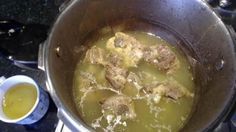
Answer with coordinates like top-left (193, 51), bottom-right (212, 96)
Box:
top-left (0, 0), bottom-right (236, 132)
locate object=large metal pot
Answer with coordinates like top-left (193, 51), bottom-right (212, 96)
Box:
top-left (39, 0), bottom-right (236, 131)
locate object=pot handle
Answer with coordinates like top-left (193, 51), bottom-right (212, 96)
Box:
top-left (59, 0), bottom-right (75, 12)
top-left (228, 26), bottom-right (236, 126)
top-left (223, 25), bottom-right (236, 126)
top-left (55, 120), bottom-right (72, 132)
top-left (38, 42), bottom-right (46, 71)
top-left (56, 108), bottom-right (91, 132)
top-left (226, 25), bottom-right (236, 46)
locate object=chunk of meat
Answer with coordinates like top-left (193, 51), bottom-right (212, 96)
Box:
top-left (105, 64), bottom-right (128, 90)
top-left (107, 32), bottom-right (139, 49)
top-left (101, 95), bottom-right (136, 119)
top-left (143, 45), bottom-right (179, 72)
top-left (107, 53), bottom-right (123, 67)
top-left (106, 32), bottom-right (144, 67)
top-left (83, 46), bottom-right (106, 65)
top-left (153, 84), bottom-right (184, 100)
top-left (144, 78), bottom-right (193, 100)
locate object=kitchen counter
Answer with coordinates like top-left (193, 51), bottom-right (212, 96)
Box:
top-left (0, 0), bottom-right (63, 25)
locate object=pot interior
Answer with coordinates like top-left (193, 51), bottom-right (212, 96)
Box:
top-left (47, 0), bottom-right (236, 131)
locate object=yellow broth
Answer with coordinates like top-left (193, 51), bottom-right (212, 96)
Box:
top-left (2, 83), bottom-right (37, 119)
top-left (73, 31), bottom-right (195, 132)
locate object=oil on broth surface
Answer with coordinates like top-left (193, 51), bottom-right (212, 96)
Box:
top-left (73, 31), bottom-right (195, 132)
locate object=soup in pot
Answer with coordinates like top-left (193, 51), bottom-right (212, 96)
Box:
top-left (73, 30), bottom-right (195, 132)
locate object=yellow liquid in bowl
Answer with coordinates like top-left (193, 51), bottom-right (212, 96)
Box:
top-left (2, 83), bottom-right (37, 119)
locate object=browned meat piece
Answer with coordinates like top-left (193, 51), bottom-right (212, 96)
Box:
top-left (143, 45), bottom-right (179, 71)
top-left (83, 46), bottom-right (106, 65)
top-left (106, 32), bottom-right (144, 67)
top-left (105, 64), bottom-right (128, 90)
top-left (101, 95), bottom-right (136, 119)
top-left (144, 79), bottom-right (193, 100)
top-left (107, 53), bottom-right (123, 67)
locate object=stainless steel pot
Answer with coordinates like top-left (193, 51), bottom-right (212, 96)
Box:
top-left (39, 0), bottom-right (236, 131)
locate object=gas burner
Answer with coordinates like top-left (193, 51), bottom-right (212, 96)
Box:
top-left (207, 0), bottom-right (236, 9)
top-left (207, 0), bottom-right (236, 29)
